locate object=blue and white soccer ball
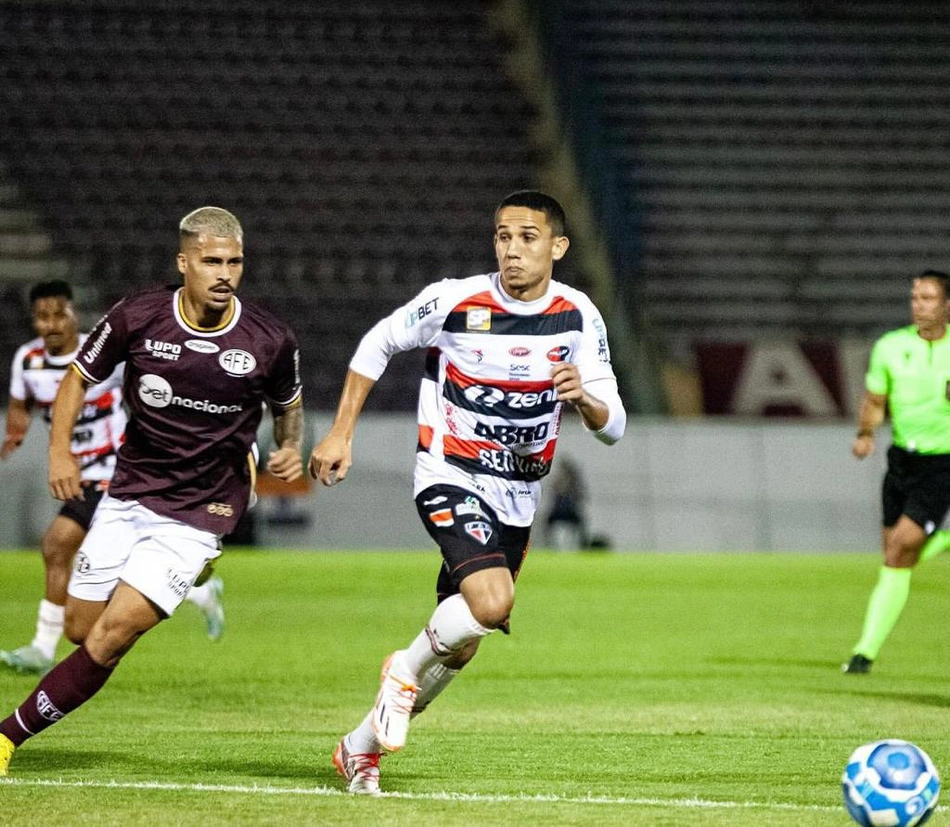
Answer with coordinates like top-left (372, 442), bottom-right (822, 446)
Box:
top-left (842, 740), bottom-right (940, 826)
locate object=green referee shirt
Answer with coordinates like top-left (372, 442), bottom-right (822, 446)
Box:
top-left (866, 324), bottom-right (950, 454)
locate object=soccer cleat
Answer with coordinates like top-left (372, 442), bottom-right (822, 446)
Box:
top-left (0, 734), bottom-right (14, 776)
top-left (0, 644), bottom-right (54, 675)
top-left (371, 652), bottom-right (418, 752)
top-left (332, 738), bottom-right (381, 795)
top-left (201, 576), bottom-right (225, 641)
top-left (842, 653), bottom-right (873, 674)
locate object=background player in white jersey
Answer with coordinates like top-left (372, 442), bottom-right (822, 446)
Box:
top-left (310, 190), bottom-right (627, 794)
top-left (0, 207), bottom-right (303, 774)
top-left (0, 281), bottom-right (224, 675)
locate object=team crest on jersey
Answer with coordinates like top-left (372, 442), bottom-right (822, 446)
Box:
top-left (464, 520), bottom-right (493, 545)
top-left (466, 308), bottom-right (492, 332)
top-left (29, 354), bottom-right (44, 370)
top-left (219, 349), bottom-right (257, 376)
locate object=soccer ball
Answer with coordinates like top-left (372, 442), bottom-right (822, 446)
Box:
top-left (842, 740), bottom-right (940, 826)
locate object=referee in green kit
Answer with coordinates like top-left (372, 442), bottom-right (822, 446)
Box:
top-left (844, 270), bottom-right (950, 674)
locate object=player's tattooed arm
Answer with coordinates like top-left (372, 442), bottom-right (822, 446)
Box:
top-left (267, 403), bottom-right (304, 482)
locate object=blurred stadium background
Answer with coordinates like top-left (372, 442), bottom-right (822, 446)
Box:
top-left (2, 0), bottom-right (949, 551)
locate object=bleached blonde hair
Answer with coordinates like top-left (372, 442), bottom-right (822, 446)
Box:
top-left (179, 206), bottom-right (243, 248)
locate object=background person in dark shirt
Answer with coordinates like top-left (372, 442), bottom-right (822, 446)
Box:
top-left (0, 207), bottom-right (304, 774)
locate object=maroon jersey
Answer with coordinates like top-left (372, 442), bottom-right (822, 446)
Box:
top-left (73, 285), bottom-right (302, 533)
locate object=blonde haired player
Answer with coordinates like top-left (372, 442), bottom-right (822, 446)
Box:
top-left (1, 280), bottom-right (224, 675)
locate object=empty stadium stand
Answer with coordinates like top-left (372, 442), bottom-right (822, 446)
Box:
top-left (549, 0), bottom-right (950, 352)
top-left (0, 1), bottom-right (554, 411)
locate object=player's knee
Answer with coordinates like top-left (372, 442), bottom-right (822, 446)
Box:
top-left (63, 611), bottom-right (90, 645)
top-left (469, 592), bottom-right (514, 629)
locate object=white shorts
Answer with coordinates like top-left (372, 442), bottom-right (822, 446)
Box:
top-left (68, 494), bottom-right (222, 616)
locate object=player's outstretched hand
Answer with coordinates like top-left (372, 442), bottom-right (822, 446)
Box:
top-left (267, 447), bottom-right (303, 482)
top-left (308, 431), bottom-right (351, 486)
top-left (48, 450), bottom-right (83, 501)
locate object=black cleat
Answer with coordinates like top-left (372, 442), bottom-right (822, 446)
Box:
top-left (842, 654), bottom-right (873, 674)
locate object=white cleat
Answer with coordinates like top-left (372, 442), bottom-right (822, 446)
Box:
top-left (0, 644), bottom-right (54, 675)
top-left (332, 738), bottom-right (381, 795)
top-left (201, 576), bottom-right (225, 641)
top-left (371, 652), bottom-right (418, 752)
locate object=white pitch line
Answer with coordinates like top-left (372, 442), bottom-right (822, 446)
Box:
top-left (1, 777), bottom-right (840, 812)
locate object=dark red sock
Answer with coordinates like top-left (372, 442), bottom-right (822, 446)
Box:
top-left (0, 645), bottom-right (113, 746)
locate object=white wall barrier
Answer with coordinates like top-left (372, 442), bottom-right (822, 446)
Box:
top-left (0, 411), bottom-right (887, 552)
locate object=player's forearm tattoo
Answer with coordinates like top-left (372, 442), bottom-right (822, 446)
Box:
top-left (274, 404), bottom-right (304, 451)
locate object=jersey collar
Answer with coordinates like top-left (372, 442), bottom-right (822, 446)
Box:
top-left (173, 288), bottom-right (242, 337)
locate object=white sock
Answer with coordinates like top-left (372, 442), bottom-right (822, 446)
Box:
top-left (185, 582), bottom-right (212, 610)
top-left (412, 662), bottom-right (461, 718)
top-left (402, 594), bottom-right (492, 677)
top-left (347, 713), bottom-right (383, 755)
top-left (31, 599), bottom-right (65, 659)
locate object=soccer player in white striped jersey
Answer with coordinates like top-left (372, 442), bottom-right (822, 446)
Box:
top-left (310, 190), bottom-right (626, 794)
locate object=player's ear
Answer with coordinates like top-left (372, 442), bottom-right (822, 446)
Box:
top-left (552, 235), bottom-right (570, 261)
top-left (176, 252), bottom-right (187, 276)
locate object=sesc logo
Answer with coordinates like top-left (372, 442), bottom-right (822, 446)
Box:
top-left (219, 349), bottom-right (257, 376)
top-left (138, 374), bottom-right (173, 408)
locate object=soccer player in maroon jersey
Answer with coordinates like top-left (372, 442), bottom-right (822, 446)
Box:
top-left (310, 191), bottom-right (627, 794)
top-left (1, 281), bottom-right (226, 676)
top-left (0, 207), bottom-right (304, 774)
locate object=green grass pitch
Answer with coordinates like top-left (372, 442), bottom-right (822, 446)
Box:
top-left (1, 548), bottom-right (949, 825)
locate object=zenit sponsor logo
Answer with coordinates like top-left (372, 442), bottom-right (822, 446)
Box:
top-left (462, 385), bottom-right (557, 410)
top-left (145, 339), bottom-right (181, 361)
top-left (138, 374), bottom-right (243, 413)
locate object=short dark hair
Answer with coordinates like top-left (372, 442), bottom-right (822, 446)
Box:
top-left (29, 280), bottom-right (73, 304)
top-left (919, 269), bottom-right (950, 298)
top-left (495, 190), bottom-right (567, 237)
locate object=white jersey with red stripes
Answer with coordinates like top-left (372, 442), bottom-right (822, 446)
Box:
top-left (350, 272), bottom-right (625, 526)
top-left (9, 333), bottom-right (126, 481)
